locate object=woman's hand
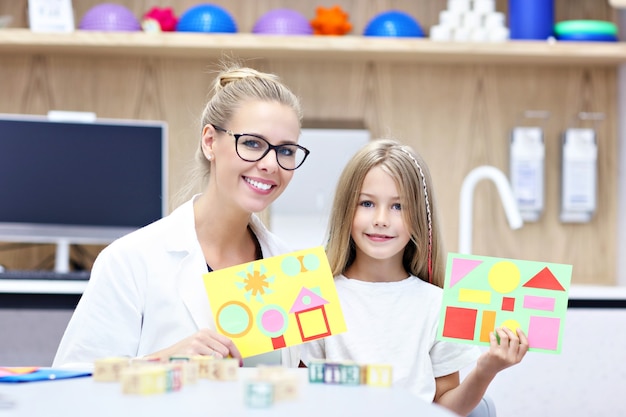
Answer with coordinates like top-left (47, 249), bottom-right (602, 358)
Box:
top-left (476, 327), bottom-right (529, 378)
top-left (146, 329), bottom-right (242, 365)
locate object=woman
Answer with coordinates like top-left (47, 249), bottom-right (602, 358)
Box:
top-left (53, 63), bottom-right (310, 369)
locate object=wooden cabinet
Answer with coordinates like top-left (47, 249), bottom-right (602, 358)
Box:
top-left (0, 0), bottom-right (621, 284)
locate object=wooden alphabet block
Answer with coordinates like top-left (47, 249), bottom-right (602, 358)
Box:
top-left (169, 357), bottom-right (199, 385)
top-left (270, 373), bottom-right (299, 402)
top-left (307, 360), bottom-right (326, 383)
top-left (363, 364), bottom-right (393, 387)
top-left (182, 361), bottom-right (199, 384)
top-left (254, 366), bottom-right (299, 402)
top-left (244, 381), bottom-right (274, 408)
top-left (323, 362), bottom-right (341, 384)
top-left (215, 358), bottom-right (239, 381)
top-left (162, 364), bottom-right (183, 391)
top-left (191, 355), bottom-right (215, 379)
top-left (93, 357), bottom-right (130, 382)
top-left (120, 366), bottom-right (167, 395)
top-left (339, 363), bottom-right (361, 385)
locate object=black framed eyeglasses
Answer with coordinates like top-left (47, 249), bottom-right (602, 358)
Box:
top-left (213, 125), bottom-right (310, 171)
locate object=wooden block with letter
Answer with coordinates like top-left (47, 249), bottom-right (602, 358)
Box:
top-left (190, 355), bottom-right (215, 379)
top-left (120, 366), bottom-right (167, 395)
top-left (93, 357), bottom-right (130, 382)
top-left (339, 362), bottom-right (361, 385)
top-left (323, 362), bottom-right (341, 384)
top-left (169, 356), bottom-right (199, 384)
top-left (270, 373), bottom-right (299, 401)
top-left (363, 364), bottom-right (393, 387)
top-left (254, 366), bottom-right (299, 402)
top-left (244, 380), bottom-right (274, 408)
top-left (215, 358), bottom-right (239, 381)
top-left (308, 360), bottom-right (326, 383)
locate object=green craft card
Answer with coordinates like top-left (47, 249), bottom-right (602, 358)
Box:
top-left (438, 253), bottom-right (573, 354)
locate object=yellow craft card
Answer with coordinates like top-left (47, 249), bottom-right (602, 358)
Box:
top-left (203, 246), bottom-right (347, 358)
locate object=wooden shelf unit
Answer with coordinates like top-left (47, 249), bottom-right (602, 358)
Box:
top-left (1, 29), bottom-right (625, 65)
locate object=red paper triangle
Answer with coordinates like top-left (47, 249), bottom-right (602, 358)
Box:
top-left (523, 267), bottom-right (565, 291)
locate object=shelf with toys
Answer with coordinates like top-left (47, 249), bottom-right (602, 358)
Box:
top-left (1, 2), bottom-right (626, 66)
top-left (1, 28), bottom-right (626, 66)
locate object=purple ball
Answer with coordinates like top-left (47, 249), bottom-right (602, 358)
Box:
top-left (253, 9), bottom-right (312, 35)
top-left (79, 3), bottom-right (141, 32)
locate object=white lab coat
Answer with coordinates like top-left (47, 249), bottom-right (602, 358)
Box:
top-left (52, 197), bottom-right (300, 369)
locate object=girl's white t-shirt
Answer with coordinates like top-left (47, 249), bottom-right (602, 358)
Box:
top-left (303, 275), bottom-right (480, 402)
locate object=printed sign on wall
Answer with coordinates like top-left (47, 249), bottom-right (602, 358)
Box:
top-left (438, 253), bottom-right (572, 354)
top-left (203, 246), bottom-right (347, 358)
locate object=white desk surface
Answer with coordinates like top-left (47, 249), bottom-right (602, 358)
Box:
top-left (0, 368), bottom-right (456, 417)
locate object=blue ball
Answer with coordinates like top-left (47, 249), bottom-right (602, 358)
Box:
top-left (177, 3), bottom-right (237, 33)
top-left (364, 10), bottom-right (424, 37)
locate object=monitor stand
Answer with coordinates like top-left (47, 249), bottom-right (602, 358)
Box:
top-left (54, 239), bottom-right (71, 273)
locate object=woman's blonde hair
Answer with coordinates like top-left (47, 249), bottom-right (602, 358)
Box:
top-left (175, 61), bottom-right (302, 206)
top-left (325, 138), bottom-right (446, 287)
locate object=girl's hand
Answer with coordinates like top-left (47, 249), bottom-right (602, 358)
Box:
top-left (476, 327), bottom-right (529, 378)
top-left (147, 329), bottom-right (243, 365)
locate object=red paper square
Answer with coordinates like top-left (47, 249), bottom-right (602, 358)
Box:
top-left (442, 306), bottom-right (477, 340)
top-left (502, 297), bottom-right (515, 311)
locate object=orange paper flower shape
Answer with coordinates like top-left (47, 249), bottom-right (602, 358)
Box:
top-left (310, 5), bottom-right (352, 35)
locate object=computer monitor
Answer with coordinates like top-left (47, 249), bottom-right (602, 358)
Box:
top-left (0, 113), bottom-right (168, 272)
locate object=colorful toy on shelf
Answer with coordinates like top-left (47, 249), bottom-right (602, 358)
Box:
top-left (310, 6), bottom-right (352, 35)
top-left (142, 7), bottom-right (178, 32)
top-left (252, 9), bottom-right (313, 35)
top-left (509, 0), bottom-right (553, 40)
top-left (176, 3), bottom-right (237, 33)
top-left (554, 20), bottom-right (618, 42)
top-left (79, 3), bottom-right (141, 32)
top-left (363, 10), bottom-right (424, 37)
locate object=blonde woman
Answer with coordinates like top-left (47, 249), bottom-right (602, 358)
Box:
top-left (54, 63), bottom-right (309, 369)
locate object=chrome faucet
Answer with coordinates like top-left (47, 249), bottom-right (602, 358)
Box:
top-left (459, 166), bottom-right (523, 254)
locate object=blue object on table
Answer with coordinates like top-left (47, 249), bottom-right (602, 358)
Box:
top-left (176, 3), bottom-right (237, 33)
top-left (0, 368), bottom-right (91, 383)
top-left (556, 32), bottom-right (618, 42)
top-left (509, 0), bottom-right (554, 40)
top-left (363, 10), bottom-right (424, 38)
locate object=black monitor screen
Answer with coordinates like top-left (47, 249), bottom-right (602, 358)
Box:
top-left (0, 114), bottom-right (167, 241)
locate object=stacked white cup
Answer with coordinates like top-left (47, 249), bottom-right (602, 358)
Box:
top-left (429, 0), bottom-right (509, 42)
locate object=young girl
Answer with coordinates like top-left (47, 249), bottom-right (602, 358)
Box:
top-left (53, 62), bottom-right (309, 369)
top-left (304, 139), bottom-right (528, 416)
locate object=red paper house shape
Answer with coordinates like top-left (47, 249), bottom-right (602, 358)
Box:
top-left (289, 287), bottom-right (331, 342)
